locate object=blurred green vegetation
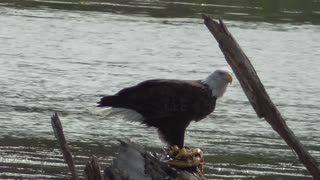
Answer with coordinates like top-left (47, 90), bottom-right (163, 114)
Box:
top-left (1, 0), bottom-right (320, 23)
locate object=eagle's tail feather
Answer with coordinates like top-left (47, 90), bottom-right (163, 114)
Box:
top-left (97, 95), bottom-right (120, 107)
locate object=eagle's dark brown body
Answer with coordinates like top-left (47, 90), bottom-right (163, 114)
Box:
top-left (98, 79), bottom-right (217, 148)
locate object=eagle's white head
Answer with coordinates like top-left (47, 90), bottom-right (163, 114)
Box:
top-left (202, 69), bottom-right (233, 98)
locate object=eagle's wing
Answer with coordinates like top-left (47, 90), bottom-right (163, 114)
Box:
top-left (98, 79), bottom-right (213, 147)
top-left (107, 80), bottom-right (207, 119)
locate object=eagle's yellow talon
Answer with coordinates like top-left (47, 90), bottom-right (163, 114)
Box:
top-left (175, 148), bottom-right (191, 159)
top-left (167, 156), bottom-right (202, 167)
top-left (166, 146), bottom-right (204, 169)
top-left (169, 145), bottom-right (180, 156)
top-left (167, 159), bottom-right (194, 167)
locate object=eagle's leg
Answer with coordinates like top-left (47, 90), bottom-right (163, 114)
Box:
top-left (169, 127), bottom-right (193, 159)
top-left (163, 126), bottom-right (204, 167)
top-left (168, 145), bottom-right (199, 159)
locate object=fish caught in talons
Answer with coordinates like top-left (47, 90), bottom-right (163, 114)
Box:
top-left (165, 145), bottom-right (204, 171)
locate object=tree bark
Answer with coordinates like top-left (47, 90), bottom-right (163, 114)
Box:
top-left (202, 15), bottom-right (320, 179)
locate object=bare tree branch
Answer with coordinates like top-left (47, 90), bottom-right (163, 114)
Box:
top-left (51, 112), bottom-right (79, 180)
top-left (202, 15), bottom-right (320, 179)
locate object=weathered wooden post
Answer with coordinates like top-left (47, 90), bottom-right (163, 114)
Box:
top-left (202, 15), bottom-right (320, 179)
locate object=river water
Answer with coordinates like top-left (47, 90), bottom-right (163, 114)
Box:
top-left (0, 0), bottom-right (320, 179)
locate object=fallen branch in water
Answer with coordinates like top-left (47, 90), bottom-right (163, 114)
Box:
top-left (51, 112), bottom-right (79, 180)
top-left (202, 15), bottom-right (320, 179)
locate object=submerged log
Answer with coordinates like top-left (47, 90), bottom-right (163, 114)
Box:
top-left (202, 15), bottom-right (320, 179)
top-left (104, 139), bottom-right (204, 180)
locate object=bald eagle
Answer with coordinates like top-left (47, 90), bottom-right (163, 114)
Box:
top-left (97, 69), bottom-right (232, 149)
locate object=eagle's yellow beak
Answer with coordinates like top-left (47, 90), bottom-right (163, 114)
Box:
top-left (226, 73), bottom-right (233, 84)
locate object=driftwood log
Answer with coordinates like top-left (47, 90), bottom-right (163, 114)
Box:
top-left (104, 140), bottom-right (204, 180)
top-left (203, 15), bottom-right (320, 179)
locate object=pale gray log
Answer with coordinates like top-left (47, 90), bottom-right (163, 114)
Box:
top-left (104, 139), bottom-right (204, 180)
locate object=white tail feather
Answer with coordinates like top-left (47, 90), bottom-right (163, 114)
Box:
top-left (97, 107), bottom-right (144, 122)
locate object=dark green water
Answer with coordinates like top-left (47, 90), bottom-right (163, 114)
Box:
top-left (0, 0), bottom-right (320, 179)
top-left (2, 0), bottom-right (320, 23)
